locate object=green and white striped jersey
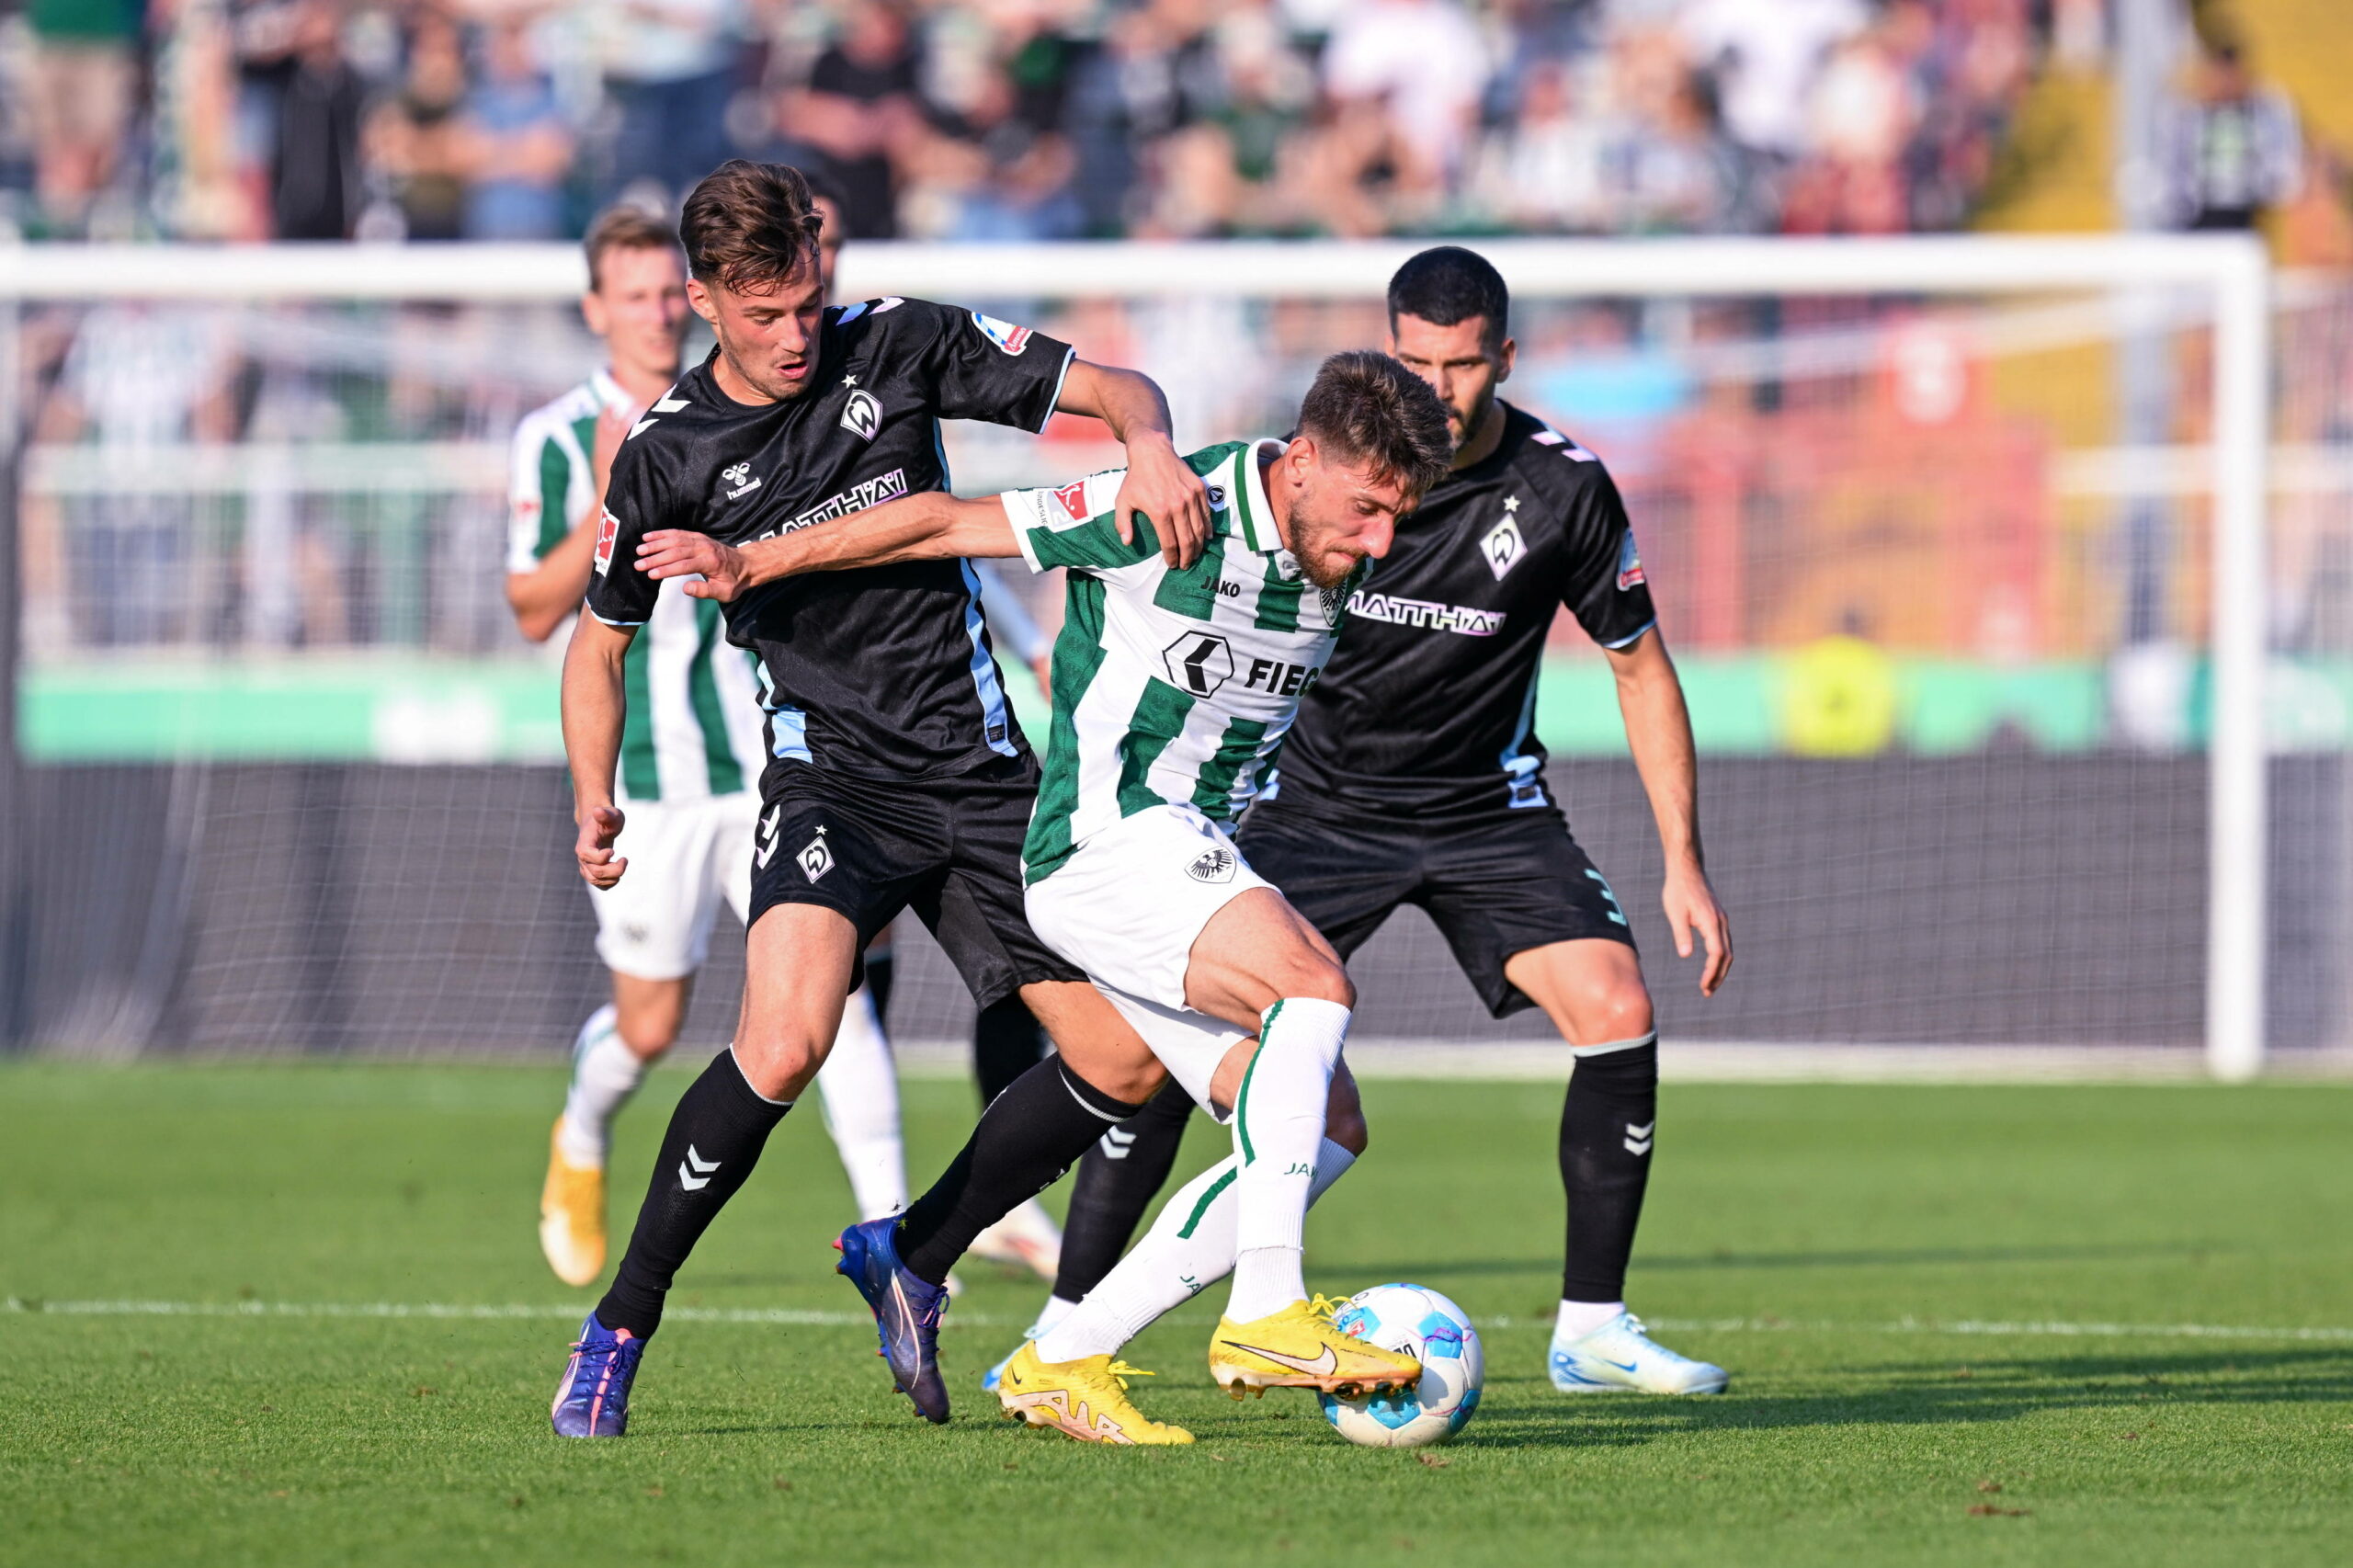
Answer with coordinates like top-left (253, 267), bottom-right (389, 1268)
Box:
top-left (507, 370), bottom-right (765, 804)
top-left (1007, 438), bottom-right (1367, 883)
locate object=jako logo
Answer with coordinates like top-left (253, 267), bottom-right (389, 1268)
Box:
top-left (722, 461), bottom-right (762, 500)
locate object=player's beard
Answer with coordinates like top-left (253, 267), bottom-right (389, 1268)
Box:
top-left (1287, 511), bottom-right (1362, 592)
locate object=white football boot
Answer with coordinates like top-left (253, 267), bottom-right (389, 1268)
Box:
top-left (1548, 1312), bottom-right (1728, 1395)
top-left (967, 1197), bottom-right (1063, 1281)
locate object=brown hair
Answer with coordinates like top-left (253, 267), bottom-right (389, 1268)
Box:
top-left (583, 204), bottom-right (682, 293)
top-left (677, 160), bottom-right (824, 294)
top-left (1296, 350), bottom-right (1453, 497)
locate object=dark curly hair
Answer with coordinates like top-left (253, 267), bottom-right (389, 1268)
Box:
top-left (1296, 350), bottom-right (1454, 498)
top-left (677, 160), bottom-right (823, 294)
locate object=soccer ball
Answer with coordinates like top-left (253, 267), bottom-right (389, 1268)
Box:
top-left (1318, 1283), bottom-right (1483, 1448)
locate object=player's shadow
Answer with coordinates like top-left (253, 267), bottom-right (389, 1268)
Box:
top-left (1454, 1346), bottom-right (2353, 1450)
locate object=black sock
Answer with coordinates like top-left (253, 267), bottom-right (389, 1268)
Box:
top-left (864, 951), bottom-right (896, 1026)
top-left (896, 1057), bottom-right (1142, 1286)
top-left (595, 1048), bottom-right (791, 1338)
top-left (972, 994), bottom-right (1049, 1107)
top-left (1051, 1080), bottom-right (1196, 1301)
top-left (1560, 1039), bottom-right (1658, 1303)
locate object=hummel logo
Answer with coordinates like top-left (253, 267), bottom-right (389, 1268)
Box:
top-left (1217, 1339), bottom-right (1336, 1378)
top-left (722, 461), bottom-right (762, 500)
top-left (678, 1145), bottom-right (721, 1191)
top-left (631, 389), bottom-right (690, 440)
top-left (755, 804), bottom-right (782, 868)
top-left (1099, 1125), bottom-right (1139, 1160)
top-left (1624, 1120), bottom-right (1654, 1156)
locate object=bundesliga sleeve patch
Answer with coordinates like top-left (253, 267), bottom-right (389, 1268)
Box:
top-left (971, 311), bottom-right (1034, 356)
top-left (1616, 531), bottom-right (1646, 591)
top-left (594, 506), bottom-right (620, 576)
top-left (1052, 480), bottom-right (1090, 521)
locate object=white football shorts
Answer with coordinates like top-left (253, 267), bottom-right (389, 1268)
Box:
top-left (1024, 801), bottom-right (1271, 1113)
top-left (588, 792), bottom-right (756, 981)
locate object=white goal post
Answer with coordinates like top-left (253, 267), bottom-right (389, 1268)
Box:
top-left (0, 234), bottom-right (2274, 1079)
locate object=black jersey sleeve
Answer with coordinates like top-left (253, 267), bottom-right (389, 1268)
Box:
top-left (583, 429), bottom-right (671, 628)
top-left (905, 299), bottom-right (1076, 434)
top-left (1557, 461), bottom-right (1659, 650)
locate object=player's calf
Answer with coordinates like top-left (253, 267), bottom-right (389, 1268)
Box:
top-left (1182, 891), bottom-right (1356, 1324)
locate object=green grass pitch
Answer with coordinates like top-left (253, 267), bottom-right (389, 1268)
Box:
top-left (3, 1064), bottom-right (2348, 1567)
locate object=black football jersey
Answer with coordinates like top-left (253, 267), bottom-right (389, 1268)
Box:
top-left (587, 298), bottom-right (1075, 780)
top-left (1267, 402), bottom-right (1657, 822)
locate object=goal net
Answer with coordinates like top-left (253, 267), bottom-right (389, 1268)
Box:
top-left (1, 236), bottom-right (2320, 1076)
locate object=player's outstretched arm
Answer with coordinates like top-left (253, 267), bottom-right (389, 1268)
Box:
top-left (1605, 627), bottom-right (1733, 995)
top-left (561, 608), bottom-right (637, 890)
top-left (1053, 359), bottom-right (1211, 570)
top-left (636, 493), bottom-right (1018, 600)
top-left (506, 408), bottom-right (631, 642)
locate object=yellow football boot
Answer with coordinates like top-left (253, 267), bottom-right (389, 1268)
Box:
top-left (539, 1119), bottom-right (607, 1288)
top-left (1209, 1294), bottom-right (1421, 1399)
top-left (996, 1342), bottom-right (1194, 1445)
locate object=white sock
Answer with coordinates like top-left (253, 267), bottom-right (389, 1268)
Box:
top-left (1028, 1293), bottom-right (1082, 1339)
top-left (813, 984), bottom-right (907, 1221)
top-left (1223, 997), bottom-right (1349, 1322)
top-left (1038, 1137), bottom-right (1358, 1364)
top-left (1556, 1300), bottom-right (1627, 1340)
top-left (557, 1005), bottom-right (647, 1168)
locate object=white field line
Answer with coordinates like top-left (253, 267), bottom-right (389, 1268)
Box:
top-left (7, 1297), bottom-right (2352, 1344)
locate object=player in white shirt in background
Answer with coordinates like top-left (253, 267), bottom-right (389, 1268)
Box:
top-left (509, 204), bottom-right (905, 1288)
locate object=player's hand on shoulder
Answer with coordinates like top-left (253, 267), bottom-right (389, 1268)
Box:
top-left (575, 803), bottom-right (628, 890)
top-left (1116, 437), bottom-right (1212, 569)
top-left (1661, 859), bottom-right (1731, 996)
top-left (639, 530), bottom-right (750, 602)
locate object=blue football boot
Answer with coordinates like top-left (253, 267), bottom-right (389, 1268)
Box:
top-left (550, 1312), bottom-right (645, 1437)
top-left (835, 1217), bottom-right (951, 1424)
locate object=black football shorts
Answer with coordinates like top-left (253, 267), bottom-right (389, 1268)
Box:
top-left (750, 754), bottom-right (1084, 1010)
top-left (1237, 801), bottom-right (1635, 1019)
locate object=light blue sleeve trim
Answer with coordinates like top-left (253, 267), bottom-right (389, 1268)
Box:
top-left (1037, 344), bottom-right (1076, 434)
top-left (972, 561), bottom-right (1049, 665)
top-left (1599, 619), bottom-right (1657, 651)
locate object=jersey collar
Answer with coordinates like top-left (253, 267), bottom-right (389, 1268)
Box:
top-left (589, 367), bottom-right (637, 417)
top-left (1231, 437), bottom-right (1286, 554)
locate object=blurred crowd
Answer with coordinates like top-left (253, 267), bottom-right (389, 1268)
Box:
top-left (0, 0), bottom-right (2068, 244)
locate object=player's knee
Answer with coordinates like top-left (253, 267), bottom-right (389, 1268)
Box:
top-left (1273, 950), bottom-right (1354, 1010)
top-left (1067, 1051), bottom-right (1167, 1108)
top-left (1574, 984), bottom-right (1654, 1051)
top-left (732, 1030), bottom-right (826, 1101)
top-left (615, 1030), bottom-right (676, 1063)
